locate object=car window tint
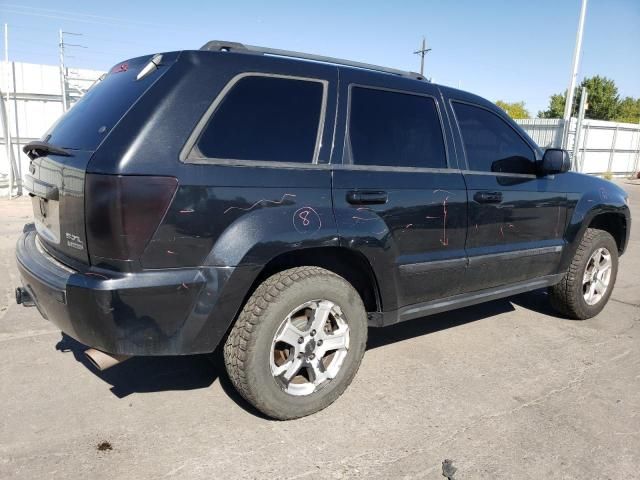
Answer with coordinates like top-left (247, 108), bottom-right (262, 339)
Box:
top-left (453, 102), bottom-right (535, 174)
top-left (348, 87), bottom-right (446, 168)
top-left (46, 58), bottom-right (160, 151)
top-left (197, 76), bottom-right (323, 162)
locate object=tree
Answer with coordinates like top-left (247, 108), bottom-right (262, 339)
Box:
top-left (579, 75), bottom-right (619, 120)
top-left (538, 94), bottom-right (565, 118)
top-left (615, 97), bottom-right (640, 124)
top-left (495, 100), bottom-right (530, 119)
top-left (538, 75), bottom-right (621, 121)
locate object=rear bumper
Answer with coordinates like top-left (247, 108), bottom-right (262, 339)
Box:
top-left (16, 230), bottom-right (245, 356)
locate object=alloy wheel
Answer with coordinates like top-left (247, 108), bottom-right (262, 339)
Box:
top-left (582, 247), bottom-right (613, 306)
top-left (269, 299), bottom-right (350, 396)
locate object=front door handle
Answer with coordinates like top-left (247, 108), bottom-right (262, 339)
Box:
top-left (474, 191), bottom-right (503, 204)
top-left (346, 190), bottom-right (388, 205)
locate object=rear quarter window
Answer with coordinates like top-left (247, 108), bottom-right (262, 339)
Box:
top-left (193, 75), bottom-right (325, 163)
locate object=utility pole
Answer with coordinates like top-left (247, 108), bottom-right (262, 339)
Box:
top-left (562, 0), bottom-right (588, 148)
top-left (573, 87), bottom-right (588, 172)
top-left (58, 29), bottom-right (67, 112)
top-left (414, 37), bottom-right (431, 77)
top-left (58, 30), bottom-right (85, 112)
top-left (3, 23), bottom-right (7, 63)
top-left (3, 23), bottom-right (15, 198)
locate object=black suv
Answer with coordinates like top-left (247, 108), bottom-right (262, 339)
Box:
top-left (16, 42), bottom-right (631, 419)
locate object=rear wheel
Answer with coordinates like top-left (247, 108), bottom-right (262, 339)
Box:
top-left (549, 228), bottom-right (618, 319)
top-left (223, 267), bottom-right (367, 420)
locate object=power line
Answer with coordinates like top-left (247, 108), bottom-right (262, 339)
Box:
top-left (1, 8), bottom-right (178, 32)
top-left (59, 30), bottom-right (87, 111)
top-left (0, 4), bottom-right (171, 28)
top-left (8, 28), bottom-right (158, 54)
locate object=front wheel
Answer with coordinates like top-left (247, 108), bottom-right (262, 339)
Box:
top-left (549, 228), bottom-right (618, 319)
top-left (223, 267), bottom-right (368, 420)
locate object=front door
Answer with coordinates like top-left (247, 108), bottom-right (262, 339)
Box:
top-left (331, 69), bottom-right (467, 312)
top-left (448, 99), bottom-right (567, 292)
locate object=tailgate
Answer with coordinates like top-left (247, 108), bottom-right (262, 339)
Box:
top-left (25, 152), bottom-right (93, 264)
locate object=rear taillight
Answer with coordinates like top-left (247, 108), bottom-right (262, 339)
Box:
top-left (85, 174), bottom-right (178, 263)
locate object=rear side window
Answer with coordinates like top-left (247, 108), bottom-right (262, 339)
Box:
top-left (195, 75), bottom-right (324, 163)
top-left (453, 102), bottom-right (535, 174)
top-left (348, 87), bottom-right (446, 169)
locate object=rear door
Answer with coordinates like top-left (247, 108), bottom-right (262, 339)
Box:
top-left (331, 69), bottom-right (467, 312)
top-left (447, 99), bottom-right (568, 292)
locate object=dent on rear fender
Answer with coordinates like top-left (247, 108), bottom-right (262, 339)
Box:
top-left (142, 184), bottom-right (337, 268)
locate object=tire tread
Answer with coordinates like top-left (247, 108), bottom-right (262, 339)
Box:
top-left (223, 266), bottom-right (345, 412)
top-left (550, 228), bottom-right (617, 319)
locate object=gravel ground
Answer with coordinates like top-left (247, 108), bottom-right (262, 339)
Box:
top-left (0, 180), bottom-right (638, 479)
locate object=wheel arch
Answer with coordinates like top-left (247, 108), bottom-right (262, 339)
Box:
top-left (587, 211), bottom-right (629, 254)
top-left (250, 246), bottom-right (383, 314)
top-left (560, 187), bottom-right (631, 273)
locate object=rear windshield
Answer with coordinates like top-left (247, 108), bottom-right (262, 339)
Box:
top-left (45, 55), bottom-right (164, 151)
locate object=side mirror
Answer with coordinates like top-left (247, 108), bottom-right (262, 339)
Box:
top-left (540, 148), bottom-right (571, 175)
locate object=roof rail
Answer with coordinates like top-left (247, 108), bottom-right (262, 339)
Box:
top-left (200, 40), bottom-right (426, 81)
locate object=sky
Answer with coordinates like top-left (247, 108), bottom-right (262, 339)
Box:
top-left (2, 0), bottom-right (639, 115)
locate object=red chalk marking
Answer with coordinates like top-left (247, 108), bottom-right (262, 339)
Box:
top-left (224, 193), bottom-right (296, 214)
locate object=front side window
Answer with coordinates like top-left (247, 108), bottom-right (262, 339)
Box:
top-left (196, 75), bottom-right (324, 163)
top-left (453, 102), bottom-right (535, 174)
top-left (348, 87), bottom-right (446, 168)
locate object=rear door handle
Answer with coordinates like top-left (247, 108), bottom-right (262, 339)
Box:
top-left (474, 191), bottom-right (502, 204)
top-left (346, 190), bottom-right (388, 205)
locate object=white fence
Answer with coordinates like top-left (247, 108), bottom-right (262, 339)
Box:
top-left (0, 61), bottom-right (104, 196)
top-left (516, 118), bottom-right (640, 175)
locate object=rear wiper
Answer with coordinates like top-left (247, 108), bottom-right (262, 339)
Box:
top-left (23, 141), bottom-right (72, 159)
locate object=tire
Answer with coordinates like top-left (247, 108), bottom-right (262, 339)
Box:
top-left (223, 266), bottom-right (368, 420)
top-left (549, 228), bottom-right (618, 319)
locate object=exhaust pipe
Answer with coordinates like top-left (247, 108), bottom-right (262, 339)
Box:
top-left (84, 348), bottom-right (131, 371)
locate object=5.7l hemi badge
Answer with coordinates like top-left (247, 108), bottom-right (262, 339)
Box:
top-left (65, 232), bottom-right (84, 250)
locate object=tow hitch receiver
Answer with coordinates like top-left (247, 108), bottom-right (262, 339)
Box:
top-left (15, 287), bottom-right (35, 306)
